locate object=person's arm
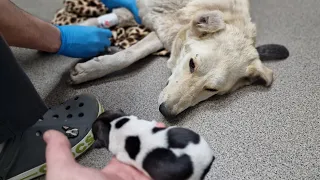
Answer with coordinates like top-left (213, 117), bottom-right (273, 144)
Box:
top-left (0, 0), bottom-right (113, 58)
top-left (0, 0), bottom-right (61, 53)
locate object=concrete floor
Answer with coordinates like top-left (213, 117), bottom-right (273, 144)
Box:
top-left (12, 0), bottom-right (320, 179)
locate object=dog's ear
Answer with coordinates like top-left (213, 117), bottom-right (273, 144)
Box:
top-left (92, 119), bottom-right (111, 149)
top-left (246, 60), bottom-right (273, 87)
top-left (191, 10), bottom-right (225, 37)
top-left (92, 109), bottom-right (126, 149)
top-left (97, 109), bottom-right (126, 123)
top-left (245, 44), bottom-right (288, 86)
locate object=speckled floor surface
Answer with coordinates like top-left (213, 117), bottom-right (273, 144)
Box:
top-left (11, 0), bottom-right (320, 179)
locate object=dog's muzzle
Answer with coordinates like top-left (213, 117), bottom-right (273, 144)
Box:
top-left (159, 103), bottom-right (176, 119)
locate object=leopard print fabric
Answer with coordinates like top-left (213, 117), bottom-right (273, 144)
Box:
top-left (51, 0), bottom-right (169, 56)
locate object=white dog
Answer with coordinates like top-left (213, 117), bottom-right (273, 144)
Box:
top-left (71, 0), bottom-right (289, 117)
top-left (92, 109), bottom-right (215, 180)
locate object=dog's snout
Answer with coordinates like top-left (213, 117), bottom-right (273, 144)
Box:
top-left (159, 103), bottom-right (167, 116)
top-left (159, 103), bottom-right (175, 119)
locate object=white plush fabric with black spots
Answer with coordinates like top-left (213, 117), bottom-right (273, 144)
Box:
top-left (92, 110), bottom-right (215, 180)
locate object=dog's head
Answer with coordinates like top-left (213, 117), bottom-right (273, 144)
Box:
top-left (92, 109), bottom-right (126, 149)
top-left (158, 10), bottom-right (289, 118)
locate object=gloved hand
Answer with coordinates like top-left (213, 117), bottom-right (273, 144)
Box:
top-left (56, 25), bottom-right (112, 58)
top-left (101, 0), bottom-right (141, 24)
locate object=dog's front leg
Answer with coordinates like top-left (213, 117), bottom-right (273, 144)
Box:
top-left (69, 32), bottom-right (163, 84)
top-left (77, 7), bottom-right (137, 27)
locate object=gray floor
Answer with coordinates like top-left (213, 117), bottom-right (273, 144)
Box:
top-left (12, 0), bottom-right (320, 179)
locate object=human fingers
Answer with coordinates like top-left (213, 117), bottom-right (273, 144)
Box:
top-left (99, 28), bottom-right (113, 38)
top-left (44, 130), bottom-right (79, 180)
top-left (129, 5), bottom-right (142, 24)
top-left (102, 157), bottom-right (150, 180)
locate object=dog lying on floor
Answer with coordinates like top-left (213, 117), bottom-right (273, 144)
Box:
top-left (70, 0), bottom-right (289, 117)
top-left (92, 109), bottom-right (215, 180)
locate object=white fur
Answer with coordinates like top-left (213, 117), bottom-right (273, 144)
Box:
top-left (72, 0), bottom-right (274, 116)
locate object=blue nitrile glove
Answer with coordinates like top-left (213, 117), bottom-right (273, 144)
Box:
top-left (56, 25), bottom-right (112, 58)
top-left (101, 0), bottom-right (141, 24)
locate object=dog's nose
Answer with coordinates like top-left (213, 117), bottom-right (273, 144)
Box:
top-left (159, 103), bottom-right (175, 118)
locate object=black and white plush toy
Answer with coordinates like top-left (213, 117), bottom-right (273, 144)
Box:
top-left (92, 110), bottom-right (215, 180)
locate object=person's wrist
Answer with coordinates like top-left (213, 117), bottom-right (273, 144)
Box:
top-left (54, 26), bottom-right (67, 55)
top-left (48, 25), bottom-right (62, 53)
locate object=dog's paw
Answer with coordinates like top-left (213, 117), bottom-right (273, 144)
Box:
top-left (69, 57), bottom-right (104, 84)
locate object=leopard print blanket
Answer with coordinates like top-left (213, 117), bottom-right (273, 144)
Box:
top-left (51, 0), bottom-right (169, 56)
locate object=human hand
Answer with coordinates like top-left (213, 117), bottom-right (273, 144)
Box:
top-left (56, 25), bottom-right (112, 58)
top-left (44, 122), bottom-right (166, 180)
top-left (101, 0), bottom-right (141, 24)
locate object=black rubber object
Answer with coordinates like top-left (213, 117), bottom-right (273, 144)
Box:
top-left (0, 94), bottom-right (102, 180)
top-left (256, 44), bottom-right (290, 61)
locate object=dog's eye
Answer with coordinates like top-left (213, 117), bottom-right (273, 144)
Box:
top-left (205, 88), bottom-right (218, 92)
top-left (189, 58), bottom-right (195, 73)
